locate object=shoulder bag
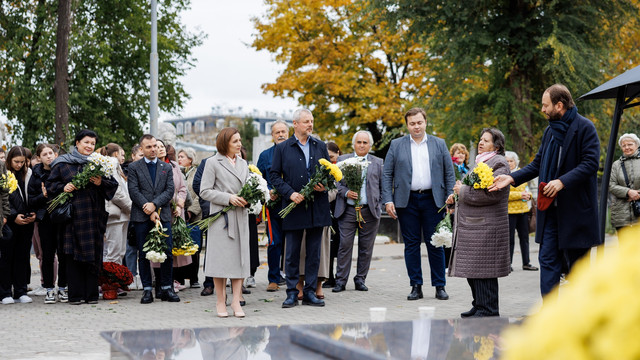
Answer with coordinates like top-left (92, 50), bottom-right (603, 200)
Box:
top-left (620, 161), bottom-right (640, 217)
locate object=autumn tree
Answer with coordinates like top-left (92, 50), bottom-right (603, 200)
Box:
top-left (252, 0), bottom-right (435, 153)
top-left (0, 0), bottom-right (203, 150)
top-left (373, 0), bottom-right (638, 160)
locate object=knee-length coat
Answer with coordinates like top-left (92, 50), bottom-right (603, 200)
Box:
top-left (48, 158), bottom-right (118, 266)
top-left (449, 155), bottom-right (511, 279)
top-left (199, 153), bottom-right (250, 279)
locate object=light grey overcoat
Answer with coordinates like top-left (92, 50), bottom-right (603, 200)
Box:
top-left (449, 155), bottom-right (511, 279)
top-left (199, 153), bottom-right (250, 279)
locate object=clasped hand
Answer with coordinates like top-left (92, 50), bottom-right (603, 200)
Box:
top-left (16, 213), bottom-right (36, 225)
top-left (229, 195), bottom-right (248, 207)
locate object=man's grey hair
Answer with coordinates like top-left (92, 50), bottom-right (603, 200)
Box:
top-left (352, 130), bottom-right (374, 149)
top-left (504, 151), bottom-right (519, 166)
top-left (270, 119), bottom-right (290, 132)
top-left (292, 108), bottom-right (312, 122)
top-left (619, 133), bottom-right (640, 148)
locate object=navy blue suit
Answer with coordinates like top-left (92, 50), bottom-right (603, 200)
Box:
top-left (269, 135), bottom-right (331, 296)
top-left (511, 112), bottom-right (600, 296)
top-left (257, 145), bottom-right (285, 284)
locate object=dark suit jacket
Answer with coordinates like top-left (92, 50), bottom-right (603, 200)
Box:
top-left (257, 145), bottom-right (276, 189)
top-left (335, 153), bottom-right (383, 219)
top-left (269, 135), bottom-right (331, 230)
top-left (512, 113), bottom-right (600, 249)
top-left (382, 134), bottom-right (456, 208)
top-left (127, 158), bottom-right (174, 223)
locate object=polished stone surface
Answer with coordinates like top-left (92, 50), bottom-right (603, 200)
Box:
top-left (101, 318), bottom-right (515, 359)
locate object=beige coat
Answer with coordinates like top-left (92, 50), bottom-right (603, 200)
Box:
top-left (105, 159), bottom-right (131, 223)
top-left (199, 153), bottom-right (250, 279)
top-left (449, 155), bottom-right (511, 279)
top-left (609, 155), bottom-right (640, 228)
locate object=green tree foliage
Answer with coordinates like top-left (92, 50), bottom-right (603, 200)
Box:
top-left (239, 117), bottom-right (259, 162)
top-left (252, 0), bottom-right (435, 153)
top-left (373, 0), bottom-right (638, 160)
top-left (0, 0), bottom-right (203, 150)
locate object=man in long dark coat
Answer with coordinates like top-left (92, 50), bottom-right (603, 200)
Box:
top-left (491, 84), bottom-right (600, 298)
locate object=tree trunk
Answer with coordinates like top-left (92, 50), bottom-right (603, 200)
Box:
top-left (54, 0), bottom-right (72, 146)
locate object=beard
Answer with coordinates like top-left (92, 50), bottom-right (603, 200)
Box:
top-left (547, 109), bottom-right (562, 121)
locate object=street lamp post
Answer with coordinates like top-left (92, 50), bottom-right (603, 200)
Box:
top-left (150, 0), bottom-right (159, 136)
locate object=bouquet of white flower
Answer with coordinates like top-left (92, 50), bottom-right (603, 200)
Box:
top-left (337, 157), bottom-right (370, 226)
top-left (47, 152), bottom-right (116, 213)
top-left (430, 213), bottom-right (452, 248)
top-left (143, 218), bottom-right (169, 263)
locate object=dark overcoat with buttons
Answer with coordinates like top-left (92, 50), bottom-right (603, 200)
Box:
top-left (449, 155), bottom-right (511, 279)
top-left (269, 135), bottom-right (332, 231)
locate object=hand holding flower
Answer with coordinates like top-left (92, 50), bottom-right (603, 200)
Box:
top-left (89, 176), bottom-right (102, 186)
top-left (290, 192), bottom-right (304, 204)
top-left (64, 183), bottom-right (77, 193)
top-left (313, 183), bottom-right (326, 192)
top-left (346, 190), bottom-right (359, 200)
top-left (229, 194), bottom-right (247, 207)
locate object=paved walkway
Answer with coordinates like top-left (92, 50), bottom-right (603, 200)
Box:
top-left (0, 235), bottom-right (616, 359)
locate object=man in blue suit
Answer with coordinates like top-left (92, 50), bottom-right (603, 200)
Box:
top-left (128, 134), bottom-right (178, 304)
top-left (270, 109), bottom-right (331, 308)
top-left (382, 108), bottom-right (456, 301)
top-left (257, 120), bottom-right (290, 292)
top-left (491, 84), bottom-right (600, 298)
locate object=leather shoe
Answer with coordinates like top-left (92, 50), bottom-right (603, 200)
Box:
top-left (435, 286), bottom-right (449, 300)
top-left (200, 286), bottom-right (214, 296)
top-left (322, 279), bottom-right (335, 288)
top-left (523, 264), bottom-right (539, 271)
top-left (242, 286), bottom-right (251, 295)
top-left (282, 292), bottom-right (298, 308)
top-left (354, 281), bottom-right (368, 291)
top-left (461, 307), bottom-right (477, 318)
top-left (266, 282), bottom-right (279, 292)
top-left (407, 285), bottom-right (423, 300)
top-left (140, 290), bottom-right (154, 304)
top-left (302, 292), bottom-right (325, 307)
top-left (160, 288), bottom-right (180, 302)
top-left (332, 284), bottom-right (346, 293)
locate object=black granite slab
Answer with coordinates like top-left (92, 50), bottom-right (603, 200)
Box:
top-left (101, 318), bottom-right (515, 359)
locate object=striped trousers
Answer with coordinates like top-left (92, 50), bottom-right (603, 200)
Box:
top-left (467, 278), bottom-right (499, 316)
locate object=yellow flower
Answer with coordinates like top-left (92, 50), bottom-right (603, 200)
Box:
top-left (330, 164), bottom-right (343, 181)
top-left (248, 164), bottom-right (262, 176)
top-left (319, 158), bottom-right (331, 168)
top-left (474, 183), bottom-right (480, 189)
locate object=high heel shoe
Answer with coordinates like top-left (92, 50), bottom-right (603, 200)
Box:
top-left (216, 303), bottom-right (229, 318)
top-left (231, 304), bottom-right (245, 318)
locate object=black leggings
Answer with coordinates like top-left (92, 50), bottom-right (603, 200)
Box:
top-left (40, 220), bottom-right (67, 289)
top-left (509, 213), bottom-right (530, 266)
top-left (0, 224), bottom-right (33, 299)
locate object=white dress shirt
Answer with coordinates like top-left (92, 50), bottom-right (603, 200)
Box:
top-left (410, 134), bottom-right (432, 191)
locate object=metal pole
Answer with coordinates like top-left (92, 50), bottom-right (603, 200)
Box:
top-left (150, 0), bottom-right (159, 136)
top-left (598, 86), bottom-right (626, 245)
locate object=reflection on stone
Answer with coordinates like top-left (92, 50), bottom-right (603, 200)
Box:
top-left (102, 318), bottom-right (514, 359)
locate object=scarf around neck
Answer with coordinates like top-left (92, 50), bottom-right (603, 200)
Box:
top-left (540, 106), bottom-right (577, 183)
top-left (51, 147), bottom-right (90, 168)
top-left (475, 151), bottom-right (498, 164)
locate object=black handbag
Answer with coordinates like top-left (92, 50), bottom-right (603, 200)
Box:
top-left (620, 161), bottom-right (640, 217)
top-left (49, 201), bottom-right (73, 224)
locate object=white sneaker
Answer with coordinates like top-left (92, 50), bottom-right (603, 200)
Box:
top-left (245, 276), bottom-right (256, 288)
top-left (44, 289), bottom-right (57, 304)
top-left (27, 286), bottom-right (47, 296)
top-left (1, 297), bottom-right (15, 305)
top-left (16, 295), bottom-right (33, 303)
top-left (57, 288), bottom-right (68, 303)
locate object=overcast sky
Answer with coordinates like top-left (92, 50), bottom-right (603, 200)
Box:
top-left (160, 1), bottom-right (298, 121)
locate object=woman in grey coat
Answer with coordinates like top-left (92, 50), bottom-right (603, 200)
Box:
top-left (446, 128), bottom-right (510, 317)
top-left (199, 128), bottom-right (250, 318)
top-left (609, 133), bottom-right (640, 230)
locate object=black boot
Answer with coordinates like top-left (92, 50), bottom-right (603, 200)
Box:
top-left (407, 285), bottom-right (423, 300)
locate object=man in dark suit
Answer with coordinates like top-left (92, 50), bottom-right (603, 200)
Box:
top-left (382, 108), bottom-right (456, 301)
top-left (128, 134), bottom-right (178, 304)
top-left (332, 130), bottom-right (383, 292)
top-left (257, 120), bottom-right (290, 292)
top-left (491, 84), bottom-right (600, 298)
top-left (270, 109), bottom-right (331, 308)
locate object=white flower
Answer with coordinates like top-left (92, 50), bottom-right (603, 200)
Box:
top-left (249, 202), bottom-right (262, 215)
top-left (145, 250), bottom-right (167, 263)
top-left (337, 157), bottom-right (370, 170)
top-left (430, 228), bottom-right (452, 248)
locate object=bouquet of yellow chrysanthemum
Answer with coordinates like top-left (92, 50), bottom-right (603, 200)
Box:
top-left (463, 162), bottom-right (494, 190)
top-left (171, 205), bottom-right (198, 257)
top-left (0, 172), bottom-right (18, 193)
top-left (278, 158), bottom-right (342, 218)
top-left (192, 164), bottom-right (269, 231)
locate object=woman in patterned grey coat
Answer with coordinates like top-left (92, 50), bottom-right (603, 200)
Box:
top-left (609, 133), bottom-right (640, 230)
top-left (447, 128), bottom-right (510, 318)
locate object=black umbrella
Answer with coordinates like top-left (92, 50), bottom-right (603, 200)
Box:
top-left (579, 65), bottom-right (640, 243)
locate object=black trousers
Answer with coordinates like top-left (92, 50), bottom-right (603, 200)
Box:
top-left (467, 278), bottom-right (499, 316)
top-left (66, 255), bottom-right (99, 302)
top-left (249, 214), bottom-right (259, 276)
top-left (0, 224), bottom-right (33, 299)
top-left (509, 213), bottom-right (531, 266)
top-left (40, 220), bottom-right (67, 289)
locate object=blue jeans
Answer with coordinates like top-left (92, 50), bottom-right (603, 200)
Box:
top-left (125, 244), bottom-right (138, 277)
top-left (396, 192), bottom-right (446, 287)
top-left (133, 220), bottom-right (173, 289)
top-left (266, 209), bottom-right (285, 284)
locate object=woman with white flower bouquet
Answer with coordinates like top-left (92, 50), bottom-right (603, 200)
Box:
top-left (445, 128), bottom-right (510, 318)
top-left (197, 128), bottom-right (264, 318)
top-left (47, 129), bottom-right (118, 304)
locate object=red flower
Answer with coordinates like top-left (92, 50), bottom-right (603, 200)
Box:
top-left (99, 262), bottom-right (133, 288)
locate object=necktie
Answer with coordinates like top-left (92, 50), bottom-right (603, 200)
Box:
top-left (147, 161), bottom-right (157, 185)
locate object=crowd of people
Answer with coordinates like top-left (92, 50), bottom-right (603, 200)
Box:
top-left (0, 83), bottom-right (634, 319)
